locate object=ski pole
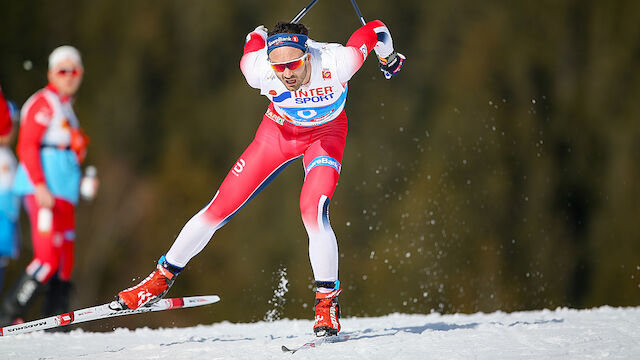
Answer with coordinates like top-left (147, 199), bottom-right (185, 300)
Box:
top-left (349, 0), bottom-right (367, 26)
top-left (291, 0), bottom-right (319, 24)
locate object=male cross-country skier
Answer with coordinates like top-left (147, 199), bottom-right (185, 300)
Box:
top-left (114, 19), bottom-right (405, 336)
top-left (0, 46), bottom-right (92, 326)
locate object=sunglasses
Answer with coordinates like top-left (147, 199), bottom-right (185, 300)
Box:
top-left (55, 68), bottom-right (82, 77)
top-left (269, 53), bottom-right (307, 72)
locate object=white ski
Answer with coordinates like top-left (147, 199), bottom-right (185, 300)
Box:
top-left (0, 295), bottom-right (220, 336)
top-left (282, 334), bottom-right (351, 353)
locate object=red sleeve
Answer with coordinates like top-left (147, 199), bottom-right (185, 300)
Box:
top-left (240, 30), bottom-right (268, 88)
top-left (346, 20), bottom-right (385, 62)
top-left (243, 32), bottom-right (266, 55)
top-left (0, 87), bottom-right (11, 137)
top-left (17, 95), bottom-right (51, 185)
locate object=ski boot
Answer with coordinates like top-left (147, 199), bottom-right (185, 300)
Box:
top-left (0, 272), bottom-right (45, 326)
top-left (313, 281), bottom-right (342, 337)
top-left (113, 256), bottom-right (182, 310)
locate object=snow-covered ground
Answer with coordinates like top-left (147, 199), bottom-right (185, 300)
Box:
top-left (2, 306), bottom-right (639, 359)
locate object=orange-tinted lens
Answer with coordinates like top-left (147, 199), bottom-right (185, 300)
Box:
top-left (56, 68), bottom-right (81, 76)
top-left (271, 58), bottom-right (304, 72)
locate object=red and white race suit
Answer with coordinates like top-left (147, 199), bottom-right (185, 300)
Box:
top-left (164, 21), bottom-right (396, 284)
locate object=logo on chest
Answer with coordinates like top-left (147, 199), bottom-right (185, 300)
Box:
top-left (271, 86), bottom-right (336, 105)
top-left (292, 86), bottom-right (335, 104)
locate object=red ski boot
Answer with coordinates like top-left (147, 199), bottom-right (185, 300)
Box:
top-left (114, 256), bottom-right (181, 310)
top-left (313, 287), bottom-right (342, 336)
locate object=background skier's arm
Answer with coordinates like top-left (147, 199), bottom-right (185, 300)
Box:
top-left (17, 96), bottom-right (49, 187)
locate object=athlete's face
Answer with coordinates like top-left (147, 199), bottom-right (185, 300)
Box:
top-left (269, 47), bottom-right (311, 91)
top-left (48, 58), bottom-right (83, 97)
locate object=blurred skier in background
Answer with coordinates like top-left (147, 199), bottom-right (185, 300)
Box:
top-left (0, 46), bottom-right (98, 326)
top-left (0, 84), bottom-right (14, 141)
top-left (0, 86), bottom-right (20, 294)
top-left (114, 19), bottom-right (404, 336)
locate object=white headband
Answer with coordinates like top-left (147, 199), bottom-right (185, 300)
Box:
top-left (48, 45), bottom-right (83, 69)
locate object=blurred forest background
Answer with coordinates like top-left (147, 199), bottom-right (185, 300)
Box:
top-left (1, 0), bottom-right (639, 331)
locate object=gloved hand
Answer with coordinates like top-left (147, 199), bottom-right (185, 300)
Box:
top-left (379, 52), bottom-right (406, 79)
top-left (70, 127), bottom-right (90, 163)
top-left (247, 25), bottom-right (268, 44)
top-left (254, 25), bottom-right (268, 37)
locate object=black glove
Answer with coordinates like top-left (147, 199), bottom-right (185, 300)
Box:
top-left (379, 52), bottom-right (406, 79)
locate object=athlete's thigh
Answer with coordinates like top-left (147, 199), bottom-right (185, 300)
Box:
top-left (23, 195), bottom-right (55, 259)
top-left (301, 119), bottom-right (347, 197)
top-left (203, 120), bottom-right (299, 222)
top-left (299, 125), bottom-right (347, 225)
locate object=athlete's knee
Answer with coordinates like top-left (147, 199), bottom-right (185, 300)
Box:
top-left (202, 205), bottom-right (224, 225)
top-left (199, 192), bottom-right (228, 225)
top-left (58, 239), bottom-right (75, 281)
top-left (300, 194), bottom-right (332, 232)
top-left (26, 258), bottom-right (59, 283)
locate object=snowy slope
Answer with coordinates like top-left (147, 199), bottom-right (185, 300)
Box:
top-left (1, 307), bottom-right (639, 360)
